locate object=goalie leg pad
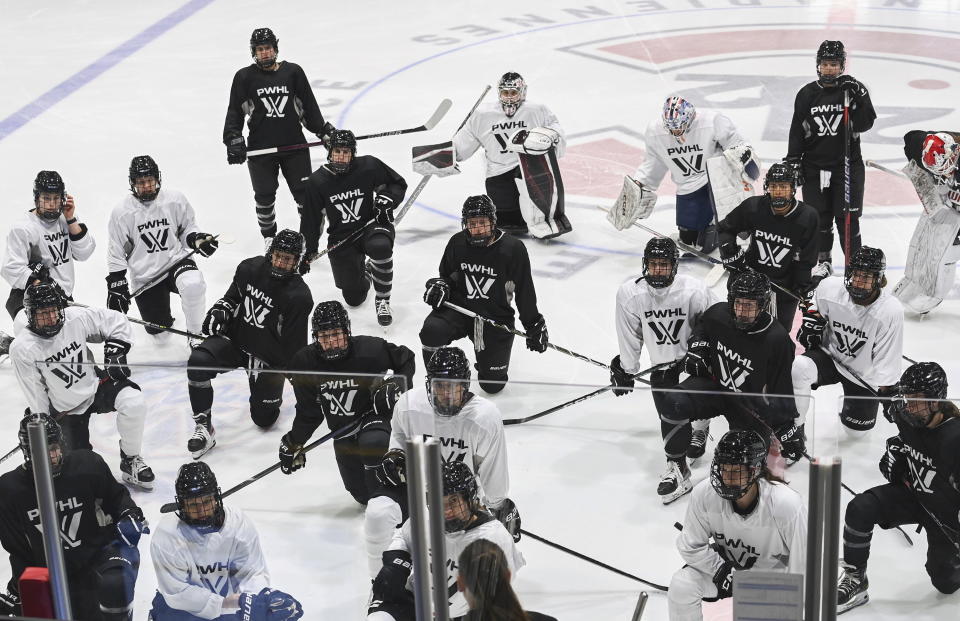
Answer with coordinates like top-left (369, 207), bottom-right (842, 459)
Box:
top-left (516, 149), bottom-right (572, 239)
top-left (707, 154), bottom-right (753, 222)
top-left (904, 160), bottom-right (947, 215)
top-left (893, 207), bottom-right (960, 313)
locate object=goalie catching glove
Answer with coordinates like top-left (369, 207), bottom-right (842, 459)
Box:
top-left (607, 177), bottom-right (657, 230)
top-left (509, 127), bottom-right (560, 155)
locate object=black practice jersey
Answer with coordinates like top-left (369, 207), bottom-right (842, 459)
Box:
top-left (287, 336), bottom-right (416, 442)
top-left (692, 302), bottom-right (797, 428)
top-left (787, 80), bottom-right (876, 169)
top-left (891, 414), bottom-right (960, 530)
top-left (219, 256), bottom-right (313, 368)
top-left (439, 230), bottom-right (542, 330)
top-left (222, 62), bottom-right (326, 150)
top-left (301, 156), bottom-right (408, 251)
top-left (0, 450), bottom-right (137, 590)
top-left (718, 196), bottom-right (820, 293)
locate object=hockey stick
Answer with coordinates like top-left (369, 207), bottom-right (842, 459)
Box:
top-left (128, 235), bottom-right (220, 299)
top-left (912, 490), bottom-right (960, 554)
top-left (68, 302), bottom-right (202, 340)
top-left (0, 445), bottom-right (18, 465)
top-left (245, 99), bottom-right (452, 157)
top-left (842, 90), bottom-right (853, 269)
top-left (865, 160), bottom-right (908, 180)
top-left (519, 528), bottom-right (668, 591)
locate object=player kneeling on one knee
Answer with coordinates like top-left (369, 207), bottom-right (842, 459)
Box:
top-left (149, 462), bottom-right (303, 621)
top-left (668, 430), bottom-right (807, 621)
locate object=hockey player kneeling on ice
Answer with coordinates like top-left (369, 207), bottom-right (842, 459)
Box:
top-left (668, 430), bottom-right (807, 621)
top-left (792, 247), bottom-right (902, 438)
top-left (0, 414), bottom-right (146, 621)
top-left (278, 300), bottom-right (415, 576)
top-left (149, 462), bottom-right (303, 621)
top-left (717, 161), bottom-right (820, 332)
top-left (420, 195), bottom-right (547, 393)
top-left (299, 130), bottom-right (408, 326)
top-left (837, 362), bottom-right (960, 614)
top-left (106, 155), bottom-right (217, 343)
top-left (452, 71), bottom-right (570, 239)
top-left (10, 283), bottom-right (154, 489)
top-left (611, 238), bottom-right (717, 460)
top-left (367, 461), bottom-right (524, 621)
top-left (659, 271), bottom-right (802, 504)
top-left (186, 230), bottom-right (313, 458)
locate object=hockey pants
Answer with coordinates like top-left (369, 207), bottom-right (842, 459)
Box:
top-left (801, 161), bottom-right (864, 261)
top-left (134, 258), bottom-right (206, 335)
top-left (668, 564), bottom-right (723, 621)
top-left (69, 542), bottom-right (139, 621)
top-left (791, 349), bottom-right (878, 430)
top-left (247, 150), bottom-right (311, 238)
top-left (419, 306), bottom-right (514, 394)
top-left (60, 374), bottom-right (146, 457)
top-left (328, 225), bottom-right (395, 306)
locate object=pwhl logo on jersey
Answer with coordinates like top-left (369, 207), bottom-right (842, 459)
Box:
top-left (666, 144), bottom-right (704, 177)
top-left (716, 341), bottom-right (754, 392)
top-left (754, 230), bottom-right (793, 268)
top-left (715, 532), bottom-right (760, 570)
top-left (422, 433), bottom-right (469, 466)
top-left (257, 85), bottom-right (289, 118)
top-left (242, 284), bottom-right (274, 329)
top-left (831, 320), bottom-right (867, 357)
top-left (46, 238), bottom-right (70, 267)
top-left (28, 497), bottom-right (84, 549)
top-left (137, 218), bottom-right (171, 253)
top-left (644, 307), bottom-right (687, 345)
top-left (323, 389), bottom-right (358, 417)
top-left (196, 561), bottom-right (231, 596)
top-left (461, 263), bottom-right (498, 300)
top-left (46, 341), bottom-right (86, 389)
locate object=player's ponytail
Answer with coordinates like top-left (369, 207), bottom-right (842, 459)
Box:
top-left (458, 539), bottom-right (529, 621)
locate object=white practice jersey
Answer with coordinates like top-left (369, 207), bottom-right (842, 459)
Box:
top-left (814, 277), bottom-right (904, 388)
top-left (453, 101), bottom-right (565, 178)
top-left (634, 110), bottom-right (745, 196)
top-left (389, 514), bottom-right (524, 618)
top-left (615, 273), bottom-right (718, 370)
top-left (107, 188), bottom-right (200, 292)
top-left (391, 386), bottom-right (509, 509)
top-left (678, 478), bottom-right (807, 577)
top-left (10, 306), bottom-right (131, 416)
top-left (151, 506), bottom-right (269, 620)
top-left (1, 211), bottom-right (95, 296)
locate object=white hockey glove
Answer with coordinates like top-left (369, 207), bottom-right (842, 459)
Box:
top-left (509, 127), bottom-right (560, 155)
top-left (722, 142), bottom-right (761, 184)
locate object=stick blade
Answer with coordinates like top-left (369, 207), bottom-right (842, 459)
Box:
top-left (160, 501), bottom-right (178, 513)
top-left (423, 98), bottom-right (453, 130)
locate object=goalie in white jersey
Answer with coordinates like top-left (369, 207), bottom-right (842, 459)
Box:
top-left (793, 246), bottom-right (903, 434)
top-left (107, 156), bottom-right (218, 340)
top-left (669, 430), bottom-right (807, 621)
top-left (149, 462), bottom-right (303, 621)
top-left (610, 238), bottom-right (717, 458)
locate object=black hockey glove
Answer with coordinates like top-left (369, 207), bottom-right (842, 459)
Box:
top-left (492, 498), bottom-right (522, 542)
top-left (683, 338), bottom-right (711, 378)
top-left (719, 242), bottom-right (747, 274)
top-left (712, 561), bottom-right (735, 599)
top-left (882, 391), bottom-right (907, 424)
top-left (318, 121), bottom-right (337, 148)
top-left (775, 422), bottom-right (806, 464)
top-left (115, 507), bottom-right (150, 547)
top-left (298, 252), bottom-right (320, 275)
top-left (525, 316), bottom-right (548, 353)
top-left (186, 232), bottom-right (219, 258)
top-left (0, 588), bottom-right (20, 616)
top-left (371, 382), bottom-right (401, 420)
top-left (279, 433), bottom-right (306, 475)
top-left (423, 277), bottom-right (450, 309)
top-left (103, 339), bottom-right (132, 381)
top-left (375, 448), bottom-right (406, 487)
top-left (374, 194), bottom-right (396, 226)
top-left (784, 157), bottom-right (804, 186)
top-left (372, 550), bottom-right (413, 602)
top-left (609, 355), bottom-right (635, 397)
top-left (879, 436), bottom-right (908, 484)
top-left (837, 75), bottom-right (868, 100)
top-left (106, 270), bottom-right (131, 314)
top-left (797, 306), bottom-right (827, 350)
top-left (28, 262), bottom-right (50, 285)
top-left (225, 134), bottom-right (246, 165)
top-left (202, 299), bottom-right (235, 337)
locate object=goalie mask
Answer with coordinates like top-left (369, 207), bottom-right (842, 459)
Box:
top-left (33, 170), bottom-right (66, 222)
top-left (764, 162), bottom-right (797, 214)
top-left (844, 246), bottom-right (886, 303)
top-left (312, 300), bottom-right (351, 361)
top-left (442, 461), bottom-right (481, 533)
top-left (921, 133), bottom-right (960, 179)
top-left (250, 27), bottom-right (279, 69)
top-left (129, 155), bottom-right (161, 202)
top-left (896, 361), bottom-right (949, 428)
top-left (642, 237), bottom-right (679, 288)
top-left (175, 461), bottom-right (225, 530)
top-left (710, 430), bottom-right (767, 500)
top-left (266, 229), bottom-right (305, 280)
top-left (662, 96), bottom-right (696, 141)
top-left (327, 129), bottom-right (357, 175)
top-left (498, 72), bottom-right (526, 118)
top-left (19, 413), bottom-right (66, 476)
top-left (462, 195), bottom-right (497, 247)
top-left (24, 282), bottom-right (66, 338)
top-left (426, 347), bottom-right (471, 417)
top-left (727, 270), bottom-right (771, 331)
top-left (816, 40), bottom-right (846, 85)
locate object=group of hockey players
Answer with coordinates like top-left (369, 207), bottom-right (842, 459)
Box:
top-left (0, 27), bottom-right (957, 621)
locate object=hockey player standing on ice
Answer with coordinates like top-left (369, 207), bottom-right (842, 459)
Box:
top-left (0, 414), bottom-right (147, 620)
top-left (837, 362), bottom-right (960, 613)
top-left (277, 300), bottom-right (415, 575)
top-left (421, 195), bottom-right (547, 393)
top-left (149, 462), bottom-right (304, 621)
top-left (611, 237), bottom-right (718, 460)
top-left (792, 247), bottom-right (903, 437)
top-left (222, 27), bottom-right (334, 245)
top-left (658, 271), bottom-right (803, 504)
top-left (892, 130), bottom-right (960, 314)
top-left (368, 461), bottom-right (524, 620)
top-left (453, 72), bottom-right (570, 239)
top-left (787, 40), bottom-right (876, 272)
top-left (717, 161), bottom-right (820, 331)
top-left (186, 230), bottom-right (313, 458)
top-left (9, 283), bottom-right (154, 489)
top-left (106, 155), bottom-right (219, 341)
top-left (668, 430), bottom-right (807, 621)
top-left (299, 130), bottom-right (408, 326)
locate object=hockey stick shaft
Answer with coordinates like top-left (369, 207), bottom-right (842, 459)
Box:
top-left (843, 90), bottom-right (852, 269)
top-left (0, 446), bottom-right (18, 465)
top-left (913, 492), bottom-right (960, 554)
top-left (519, 528), bottom-right (668, 591)
top-left (865, 160), bottom-right (908, 179)
top-left (128, 235), bottom-right (219, 299)
top-left (68, 302), bottom-right (202, 340)
top-left (309, 219), bottom-right (377, 264)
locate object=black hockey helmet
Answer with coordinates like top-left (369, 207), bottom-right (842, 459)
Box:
top-left (326, 129), bottom-right (357, 174)
top-left (763, 161), bottom-right (797, 213)
top-left (642, 237), bottom-right (680, 288)
top-left (844, 246), bottom-right (886, 303)
top-left (24, 282), bottom-right (67, 338)
top-left (19, 413), bottom-right (66, 476)
top-left (895, 362), bottom-right (949, 428)
top-left (266, 229), bottom-right (305, 280)
top-left (312, 300), bottom-right (351, 361)
top-left (128, 155), bottom-right (161, 202)
top-left (816, 40), bottom-right (846, 84)
top-left (33, 170), bottom-right (65, 221)
top-left (250, 27), bottom-right (278, 68)
top-left (498, 72), bottom-right (526, 118)
top-left (175, 461), bottom-right (225, 529)
top-left (727, 270), bottom-right (771, 331)
top-left (441, 460), bottom-right (481, 533)
top-left (710, 430), bottom-right (767, 500)
top-left (426, 347), bottom-right (472, 417)
top-left (462, 195), bottom-right (498, 247)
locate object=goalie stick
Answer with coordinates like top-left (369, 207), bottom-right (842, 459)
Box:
top-left (245, 98), bottom-right (453, 157)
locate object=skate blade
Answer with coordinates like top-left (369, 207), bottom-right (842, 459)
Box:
top-left (659, 481), bottom-right (693, 505)
top-left (837, 592), bottom-right (869, 615)
top-left (190, 438), bottom-right (217, 460)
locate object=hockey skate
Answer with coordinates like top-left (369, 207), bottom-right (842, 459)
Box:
top-left (811, 261), bottom-right (834, 287)
top-left (375, 297), bottom-right (393, 327)
top-left (0, 331), bottom-right (13, 363)
top-left (837, 563), bottom-right (869, 613)
top-left (188, 413), bottom-right (216, 459)
top-left (120, 451), bottom-right (155, 490)
top-left (657, 460), bottom-right (692, 504)
top-left (687, 428), bottom-right (709, 461)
